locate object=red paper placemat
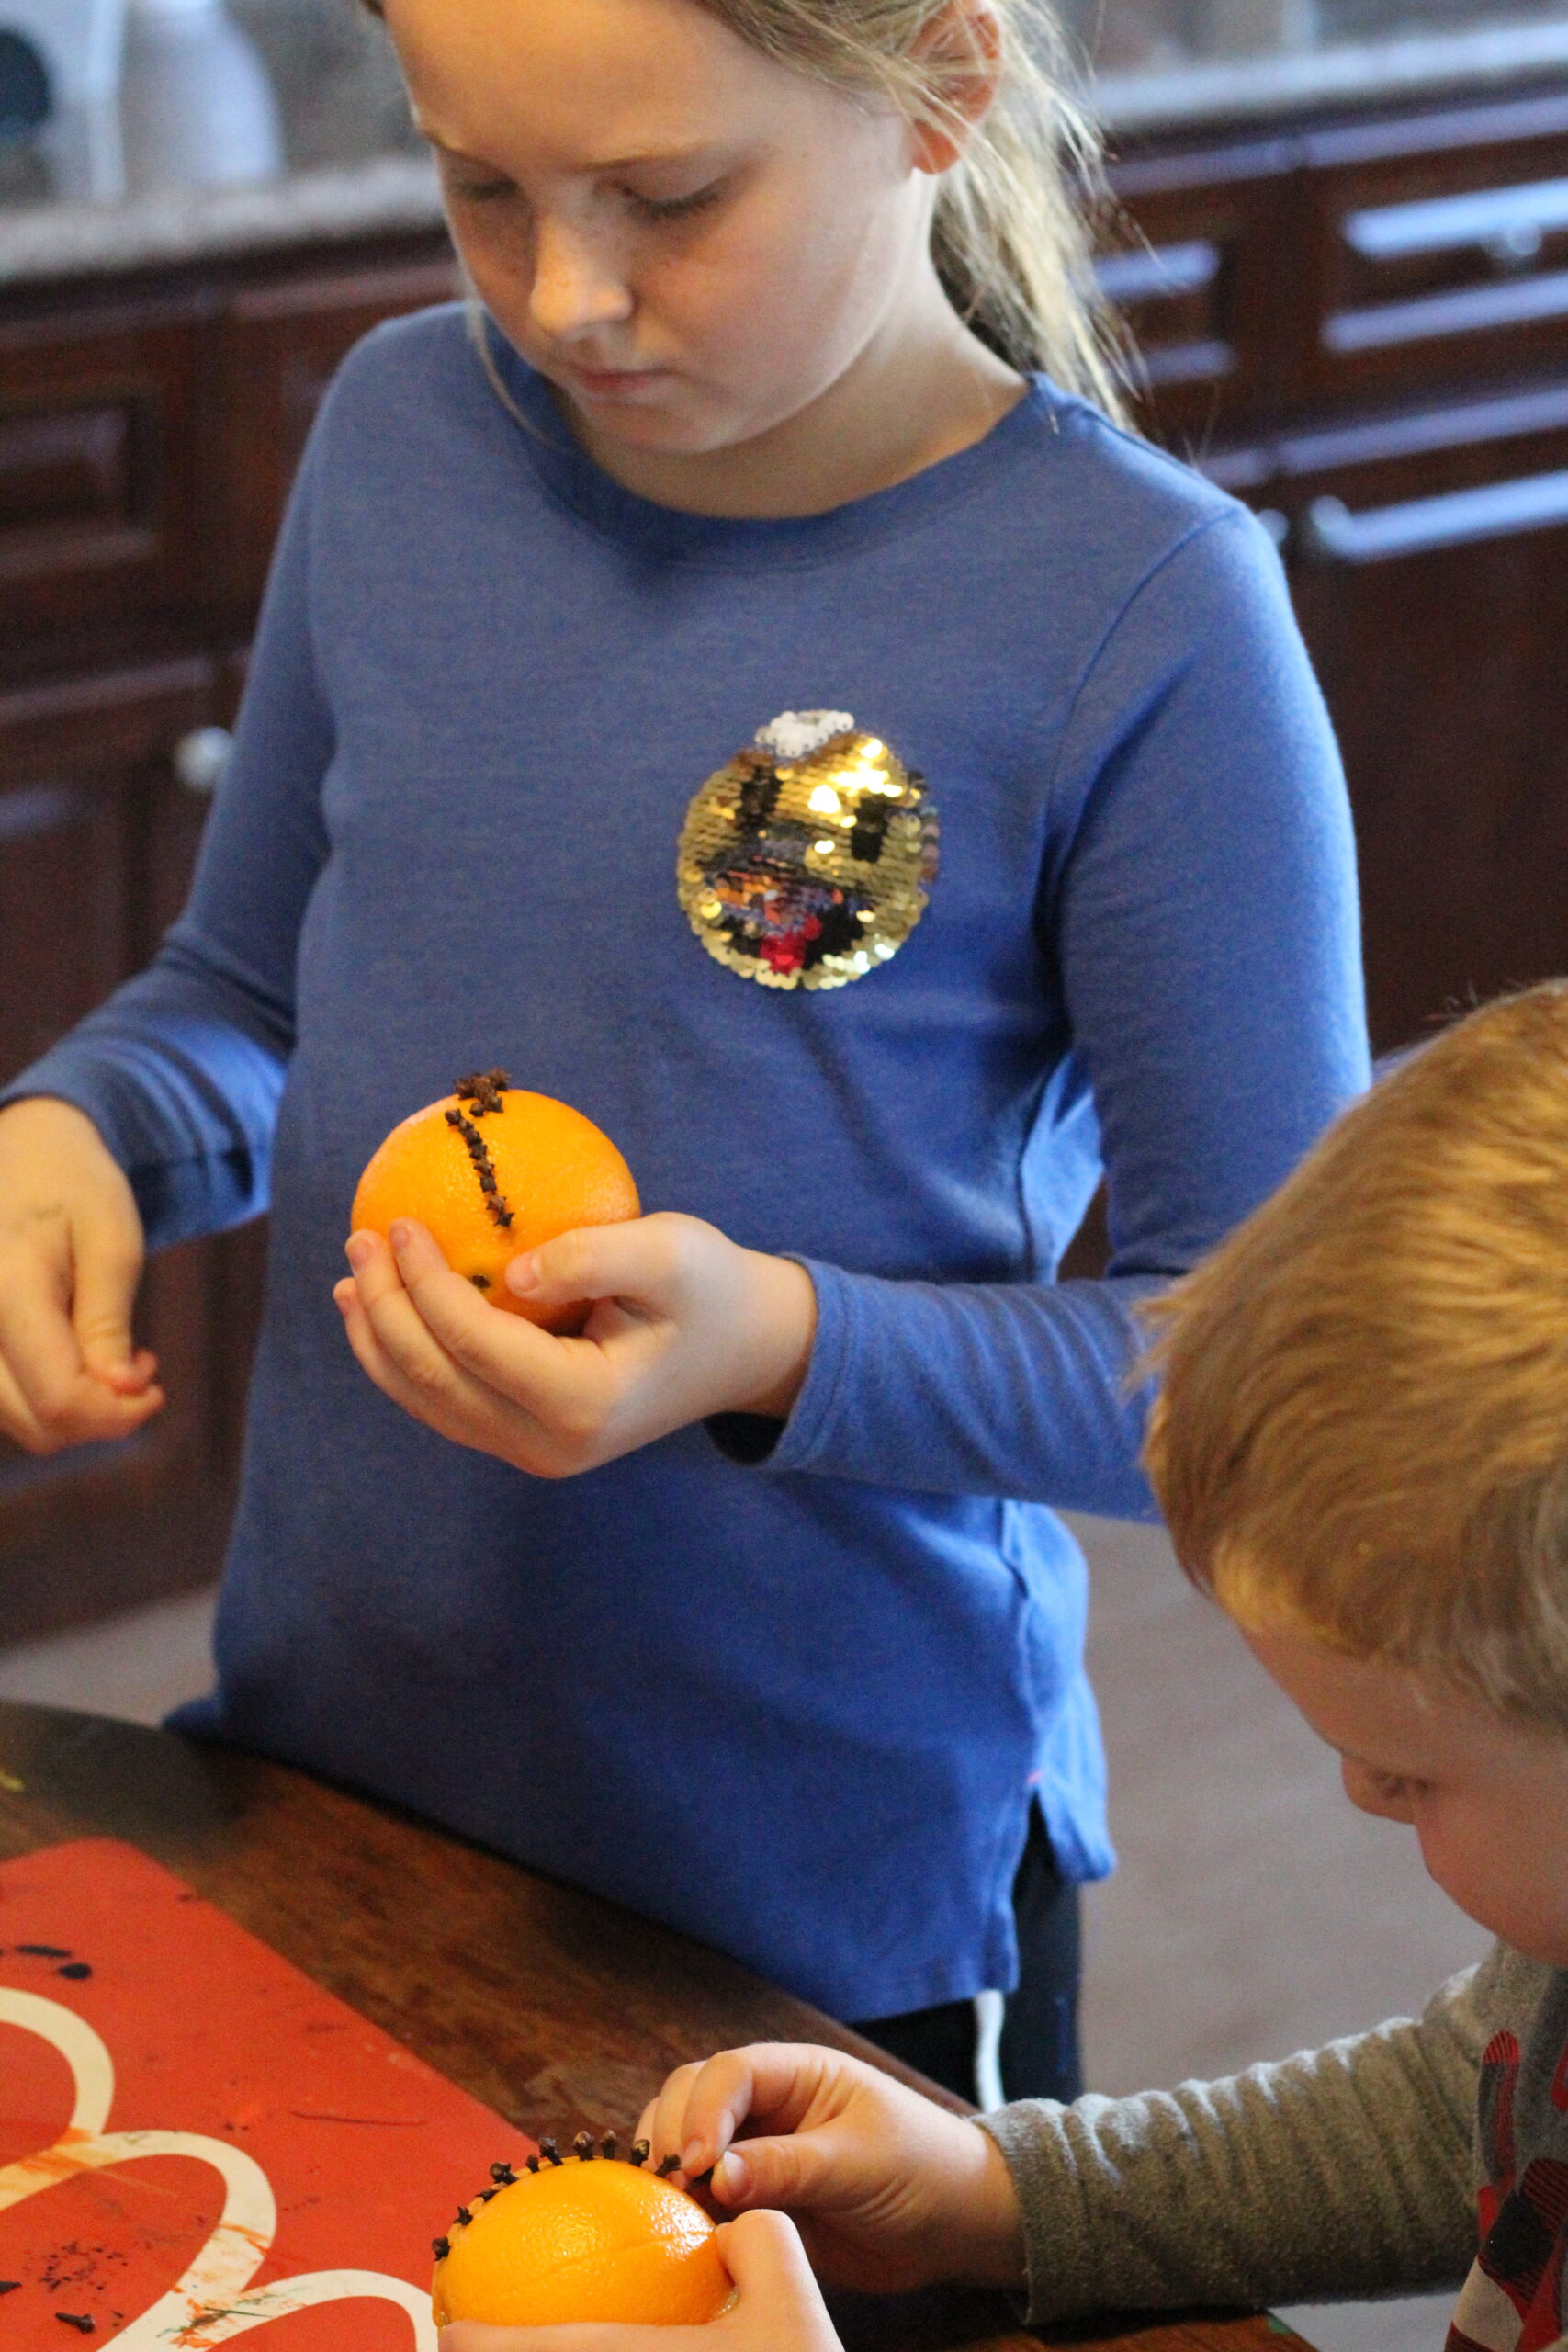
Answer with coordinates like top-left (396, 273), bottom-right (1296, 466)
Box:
top-left (0, 1838), bottom-right (535, 2349)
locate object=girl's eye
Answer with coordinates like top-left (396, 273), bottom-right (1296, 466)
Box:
top-left (626, 179), bottom-right (726, 223)
top-left (446, 174), bottom-right (519, 207)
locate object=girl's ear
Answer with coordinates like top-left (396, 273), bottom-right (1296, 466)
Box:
top-left (908, 0), bottom-right (1003, 177)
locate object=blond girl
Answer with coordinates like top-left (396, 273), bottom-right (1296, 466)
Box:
top-left (0, 0), bottom-right (1366, 2100)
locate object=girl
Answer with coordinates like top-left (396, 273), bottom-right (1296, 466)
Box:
top-left (0, 0), bottom-right (1367, 2103)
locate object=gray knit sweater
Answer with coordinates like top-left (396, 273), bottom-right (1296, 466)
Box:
top-left (981, 1944), bottom-right (1568, 2346)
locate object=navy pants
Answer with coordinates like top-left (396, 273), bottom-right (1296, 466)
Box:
top-left (851, 1810), bottom-right (1083, 2107)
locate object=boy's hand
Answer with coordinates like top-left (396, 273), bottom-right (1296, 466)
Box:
top-left (636, 2044), bottom-right (1024, 2297)
top-left (0, 1098), bottom-right (163, 1453)
top-left (440, 2210), bottom-right (840, 2352)
top-left (333, 1214), bottom-right (816, 1476)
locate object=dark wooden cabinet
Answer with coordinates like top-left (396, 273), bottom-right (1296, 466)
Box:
top-left (1109, 82), bottom-right (1568, 1055)
top-left (1273, 391), bottom-right (1568, 1050)
top-left (0, 311), bottom-right (209, 650)
top-left (0, 232), bottom-right (457, 1640)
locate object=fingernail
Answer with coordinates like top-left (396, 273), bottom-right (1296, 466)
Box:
top-left (388, 1220), bottom-right (412, 1252)
top-left (681, 2141), bottom-right (705, 2177)
top-left (504, 1256), bottom-right (538, 1294)
top-left (714, 2151), bottom-right (749, 2199)
top-left (346, 1235), bottom-right (372, 1270)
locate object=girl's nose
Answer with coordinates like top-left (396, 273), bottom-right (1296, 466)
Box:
top-left (529, 217), bottom-right (633, 341)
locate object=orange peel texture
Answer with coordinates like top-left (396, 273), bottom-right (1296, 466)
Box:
top-left (350, 1071), bottom-right (640, 1332)
top-left (432, 2157), bottom-right (734, 2328)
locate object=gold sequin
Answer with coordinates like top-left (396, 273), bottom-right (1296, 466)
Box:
top-left (676, 713), bottom-right (940, 991)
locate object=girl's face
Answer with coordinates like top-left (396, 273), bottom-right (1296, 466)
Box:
top-left (384, 0), bottom-right (942, 466)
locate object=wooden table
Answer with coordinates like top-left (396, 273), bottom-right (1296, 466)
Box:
top-left (0, 1701), bottom-right (1299, 2352)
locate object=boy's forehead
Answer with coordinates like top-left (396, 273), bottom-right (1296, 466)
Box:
top-left (1243, 1628), bottom-right (1517, 1777)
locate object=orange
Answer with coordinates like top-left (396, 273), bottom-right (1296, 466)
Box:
top-left (350, 1070), bottom-right (639, 1332)
top-left (432, 2156), bottom-right (734, 2329)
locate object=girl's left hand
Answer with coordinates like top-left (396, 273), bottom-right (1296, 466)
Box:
top-left (439, 2210), bottom-right (841, 2352)
top-left (333, 1212), bottom-right (817, 1476)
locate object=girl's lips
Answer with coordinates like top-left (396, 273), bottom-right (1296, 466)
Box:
top-left (563, 361), bottom-right (670, 399)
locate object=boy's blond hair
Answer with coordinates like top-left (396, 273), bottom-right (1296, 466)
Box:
top-left (1145, 980), bottom-right (1568, 1736)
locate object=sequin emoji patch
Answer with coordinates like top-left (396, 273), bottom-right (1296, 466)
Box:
top-left (676, 710), bottom-right (940, 990)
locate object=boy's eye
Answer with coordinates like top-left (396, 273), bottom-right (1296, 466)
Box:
top-left (626, 179), bottom-right (726, 223)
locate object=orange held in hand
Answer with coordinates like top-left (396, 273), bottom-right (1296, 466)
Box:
top-left (350, 1069), bottom-right (639, 1332)
top-left (432, 2142), bottom-right (734, 2329)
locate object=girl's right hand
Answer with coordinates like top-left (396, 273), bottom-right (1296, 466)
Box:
top-left (0, 1097), bottom-right (163, 1453)
top-left (634, 2045), bottom-right (1026, 2298)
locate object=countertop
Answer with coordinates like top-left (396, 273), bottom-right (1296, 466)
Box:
top-left (6, 0), bottom-right (1568, 290)
top-left (1083, 1), bottom-right (1568, 134)
top-left (0, 0), bottom-right (444, 289)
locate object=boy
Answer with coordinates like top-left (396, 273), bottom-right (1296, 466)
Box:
top-left (446, 979), bottom-right (1568, 2352)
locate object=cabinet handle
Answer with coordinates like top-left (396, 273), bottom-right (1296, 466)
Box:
top-left (1095, 240), bottom-right (1220, 306)
top-left (0, 786), bottom-right (88, 845)
top-left (1299, 468), bottom-right (1568, 564)
top-left (1345, 175), bottom-right (1568, 266)
top-left (174, 727), bottom-right (232, 796)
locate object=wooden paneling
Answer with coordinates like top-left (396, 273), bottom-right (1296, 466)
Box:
top-left (0, 311), bottom-right (208, 646)
top-left (0, 401), bottom-right (135, 532)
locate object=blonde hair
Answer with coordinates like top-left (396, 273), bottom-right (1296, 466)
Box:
top-left (364, 0), bottom-right (1130, 420)
top-left (1144, 981), bottom-right (1568, 1736)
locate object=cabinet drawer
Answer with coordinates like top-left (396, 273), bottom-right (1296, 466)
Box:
top-left (1107, 139), bottom-right (1299, 445)
top-left (1261, 379), bottom-right (1568, 538)
top-left (0, 313), bottom-right (207, 646)
top-left (1303, 89), bottom-right (1568, 407)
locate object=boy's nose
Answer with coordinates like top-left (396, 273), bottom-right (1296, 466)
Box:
top-left (529, 218), bottom-right (633, 341)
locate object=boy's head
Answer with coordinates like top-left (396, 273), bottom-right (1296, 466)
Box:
top-left (1145, 980), bottom-right (1568, 1963)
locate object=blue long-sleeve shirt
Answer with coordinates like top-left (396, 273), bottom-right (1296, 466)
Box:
top-left (5, 310), bottom-right (1369, 2018)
